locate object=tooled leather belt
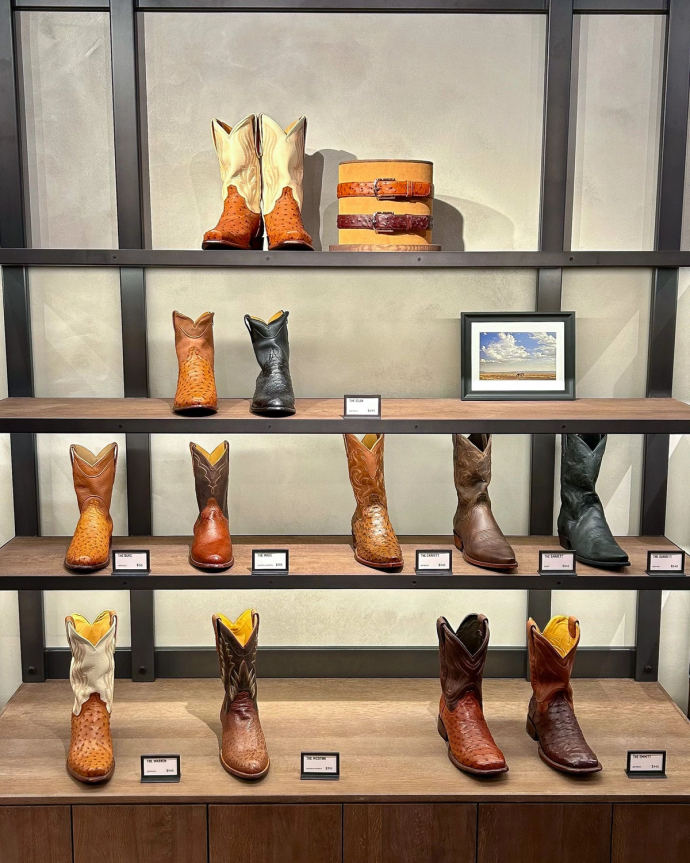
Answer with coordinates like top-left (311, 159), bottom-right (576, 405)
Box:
top-left (337, 179), bottom-right (434, 200)
top-left (336, 212), bottom-right (433, 233)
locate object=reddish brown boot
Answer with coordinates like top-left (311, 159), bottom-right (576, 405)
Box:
top-left (189, 442), bottom-right (233, 570)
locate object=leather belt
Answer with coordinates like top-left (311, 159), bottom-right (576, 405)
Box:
top-left (337, 179), bottom-right (434, 200)
top-left (337, 212), bottom-right (433, 233)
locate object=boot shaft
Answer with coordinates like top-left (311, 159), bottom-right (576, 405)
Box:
top-left (244, 311), bottom-right (291, 369)
top-left (173, 310), bottom-right (215, 366)
top-left (65, 610), bottom-right (117, 715)
top-left (259, 115), bottom-right (306, 213)
top-left (453, 434), bottom-right (492, 515)
top-left (527, 615), bottom-right (578, 711)
top-left (70, 443), bottom-right (118, 512)
top-left (190, 441), bottom-right (229, 518)
top-left (437, 614), bottom-right (489, 710)
top-left (560, 434), bottom-right (607, 519)
top-left (344, 434), bottom-right (389, 510)
top-left (211, 116), bottom-right (261, 213)
top-left (213, 610), bottom-right (259, 712)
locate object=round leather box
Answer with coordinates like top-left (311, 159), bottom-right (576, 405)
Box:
top-left (330, 159), bottom-right (440, 251)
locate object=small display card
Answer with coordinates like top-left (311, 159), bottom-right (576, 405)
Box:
top-left (301, 752), bottom-right (340, 781)
top-left (646, 550), bottom-right (685, 576)
top-left (112, 550), bottom-right (150, 574)
top-left (343, 395), bottom-right (381, 418)
top-left (416, 550), bottom-right (452, 574)
top-left (140, 755), bottom-right (181, 783)
top-left (252, 549), bottom-right (289, 574)
top-left (626, 750), bottom-right (666, 778)
top-left (539, 550), bottom-right (576, 576)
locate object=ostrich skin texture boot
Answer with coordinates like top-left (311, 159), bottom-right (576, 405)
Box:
top-left (526, 615), bottom-right (601, 774)
top-left (202, 116), bottom-right (263, 250)
top-left (189, 441), bottom-right (233, 570)
top-left (437, 614), bottom-right (508, 775)
top-left (172, 310), bottom-right (218, 414)
top-left (452, 434), bottom-right (517, 570)
top-left (213, 609), bottom-right (269, 779)
top-left (64, 443), bottom-right (117, 572)
top-left (344, 433), bottom-right (403, 570)
top-left (244, 310), bottom-right (295, 416)
top-left (65, 610), bottom-right (117, 784)
top-left (259, 115), bottom-right (313, 250)
top-left (558, 434), bottom-right (629, 568)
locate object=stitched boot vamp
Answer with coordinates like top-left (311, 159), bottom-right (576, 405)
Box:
top-left (560, 500), bottom-right (629, 565)
top-left (440, 692), bottom-right (507, 773)
top-left (65, 499), bottom-right (113, 571)
top-left (68, 693), bottom-right (114, 782)
top-left (251, 354), bottom-right (295, 412)
top-left (191, 501), bottom-right (233, 569)
top-left (353, 500), bottom-right (403, 567)
top-left (203, 185), bottom-right (262, 249)
top-left (174, 347), bottom-right (218, 412)
top-left (530, 693), bottom-right (600, 771)
top-left (220, 692), bottom-right (269, 778)
top-left (265, 188), bottom-right (313, 250)
top-left (455, 504), bottom-right (517, 568)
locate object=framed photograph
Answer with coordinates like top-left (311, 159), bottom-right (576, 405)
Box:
top-left (461, 312), bottom-right (575, 400)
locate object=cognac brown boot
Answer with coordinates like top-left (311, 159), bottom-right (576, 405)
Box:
top-left (526, 615), bottom-right (601, 774)
top-left (190, 441), bottom-right (233, 570)
top-left (452, 434), bottom-right (517, 570)
top-left (213, 609), bottom-right (269, 780)
top-left (65, 610), bottom-right (117, 784)
top-left (202, 116), bottom-right (263, 250)
top-left (64, 443), bottom-right (117, 572)
top-left (344, 433), bottom-right (403, 570)
top-left (437, 614), bottom-right (508, 775)
top-left (259, 115), bottom-right (314, 250)
top-left (173, 310), bottom-right (218, 414)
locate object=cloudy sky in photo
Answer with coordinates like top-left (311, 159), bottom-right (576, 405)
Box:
top-left (479, 330), bottom-right (557, 372)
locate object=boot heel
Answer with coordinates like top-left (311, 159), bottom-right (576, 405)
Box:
top-left (558, 533), bottom-right (572, 550)
top-left (250, 233), bottom-right (264, 250)
top-left (437, 715), bottom-right (448, 741)
top-left (453, 532), bottom-right (463, 551)
top-left (525, 715), bottom-right (539, 741)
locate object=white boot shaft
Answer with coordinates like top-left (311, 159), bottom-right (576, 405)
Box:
top-left (211, 115), bottom-right (261, 214)
top-left (66, 611), bottom-right (117, 715)
top-left (259, 115), bottom-right (306, 214)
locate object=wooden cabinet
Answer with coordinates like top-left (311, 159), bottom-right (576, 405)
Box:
top-left (612, 804), bottom-right (690, 863)
top-left (344, 803), bottom-right (476, 863)
top-left (209, 804), bottom-right (341, 863)
top-left (72, 805), bottom-right (207, 863)
top-left (0, 806), bottom-right (72, 863)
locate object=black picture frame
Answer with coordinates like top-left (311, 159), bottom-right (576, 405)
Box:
top-left (646, 549), bottom-right (686, 576)
top-left (461, 312), bottom-right (576, 400)
top-left (300, 751), bottom-right (340, 780)
top-left (112, 549), bottom-right (150, 574)
top-left (626, 750), bottom-right (666, 778)
top-left (343, 395), bottom-right (382, 418)
top-left (140, 754), bottom-right (181, 783)
top-left (252, 549), bottom-right (290, 574)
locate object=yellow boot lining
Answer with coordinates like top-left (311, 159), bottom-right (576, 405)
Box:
top-left (72, 443), bottom-right (116, 466)
top-left (542, 614), bottom-right (579, 657)
top-left (361, 433), bottom-right (380, 451)
top-left (193, 442), bottom-right (226, 465)
top-left (69, 610), bottom-right (113, 646)
top-left (217, 609), bottom-right (255, 646)
top-left (249, 311), bottom-right (284, 325)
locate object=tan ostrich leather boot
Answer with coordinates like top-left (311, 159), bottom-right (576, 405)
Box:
top-left (65, 610), bottom-right (117, 784)
top-left (344, 433), bottom-right (403, 569)
top-left (189, 441), bottom-right (233, 570)
top-left (172, 310), bottom-right (218, 414)
top-left (213, 610), bottom-right (269, 780)
top-left (437, 614), bottom-right (507, 775)
top-left (202, 116), bottom-right (263, 250)
top-left (64, 443), bottom-right (117, 572)
top-left (259, 115), bottom-right (313, 250)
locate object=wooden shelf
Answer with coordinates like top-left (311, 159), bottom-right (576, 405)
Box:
top-left (0, 535), bottom-right (684, 590)
top-left (0, 396), bottom-right (689, 434)
top-left (0, 677), bottom-right (688, 804)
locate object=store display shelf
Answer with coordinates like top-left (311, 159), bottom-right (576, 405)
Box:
top-left (0, 535), bottom-right (683, 590)
top-left (1, 396), bottom-right (689, 434)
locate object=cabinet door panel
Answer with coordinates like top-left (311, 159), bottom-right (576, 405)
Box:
top-left (0, 806), bottom-right (71, 863)
top-left (613, 804), bottom-right (690, 863)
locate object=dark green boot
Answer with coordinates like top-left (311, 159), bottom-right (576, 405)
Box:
top-left (557, 434), bottom-right (630, 568)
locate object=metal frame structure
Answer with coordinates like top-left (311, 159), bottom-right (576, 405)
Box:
top-left (1, 0), bottom-right (689, 684)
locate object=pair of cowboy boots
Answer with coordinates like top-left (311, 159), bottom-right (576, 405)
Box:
top-left (172, 309), bottom-right (295, 416)
top-left (202, 114), bottom-right (313, 251)
top-left (437, 613), bottom-right (600, 776)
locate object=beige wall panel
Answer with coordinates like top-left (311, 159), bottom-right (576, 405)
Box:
top-left (18, 12), bottom-right (117, 248)
top-left (143, 12), bottom-right (545, 251)
top-left (570, 14), bottom-right (663, 251)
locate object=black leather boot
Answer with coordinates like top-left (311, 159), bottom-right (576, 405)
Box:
top-left (244, 311), bottom-right (295, 416)
top-left (557, 434), bottom-right (629, 568)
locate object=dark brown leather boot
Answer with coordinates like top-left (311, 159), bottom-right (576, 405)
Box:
top-left (189, 442), bottom-right (233, 570)
top-left (437, 614), bottom-right (508, 775)
top-left (213, 610), bottom-right (269, 780)
top-left (344, 434), bottom-right (403, 570)
top-left (526, 615), bottom-right (601, 774)
top-left (452, 434), bottom-right (517, 570)
top-left (173, 311), bottom-right (218, 414)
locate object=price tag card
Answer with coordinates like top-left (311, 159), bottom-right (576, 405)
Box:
top-left (416, 550), bottom-right (452, 574)
top-left (252, 549), bottom-right (289, 574)
top-left (301, 752), bottom-right (340, 781)
top-left (141, 754), bottom-right (181, 783)
top-left (646, 550), bottom-right (685, 576)
top-left (626, 750), bottom-right (666, 778)
top-left (343, 395), bottom-right (381, 418)
top-left (112, 550), bottom-right (150, 574)
top-left (539, 550), bottom-right (576, 576)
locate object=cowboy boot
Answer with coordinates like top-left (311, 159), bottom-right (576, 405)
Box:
top-left (189, 441), bottom-right (233, 570)
top-left (213, 609), bottom-right (269, 780)
top-left (437, 614), bottom-right (508, 775)
top-left (244, 310), bottom-right (295, 416)
top-left (259, 115), bottom-right (314, 251)
top-left (452, 434), bottom-right (517, 570)
top-left (344, 434), bottom-right (403, 570)
top-left (558, 434), bottom-right (630, 567)
top-left (65, 610), bottom-right (117, 784)
top-left (64, 443), bottom-right (117, 572)
top-left (202, 116), bottom-right (263, 250)
top-left (526, 615), bottom-right (601, 774)
top-left (173, 310), bottom-right (218, 414)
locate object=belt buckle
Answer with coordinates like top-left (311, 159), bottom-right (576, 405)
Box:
top-left (373, 178), bottom-right (396, 200)
top-left (373, 211), bottom-right (396, 233)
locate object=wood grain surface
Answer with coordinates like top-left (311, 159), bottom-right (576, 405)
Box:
top-left (0, 679), bottom-right (689, 805)
top-left (0, 806), bottom-right (72, 863)
top-left (611, 803), bottom-right (690, 863)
